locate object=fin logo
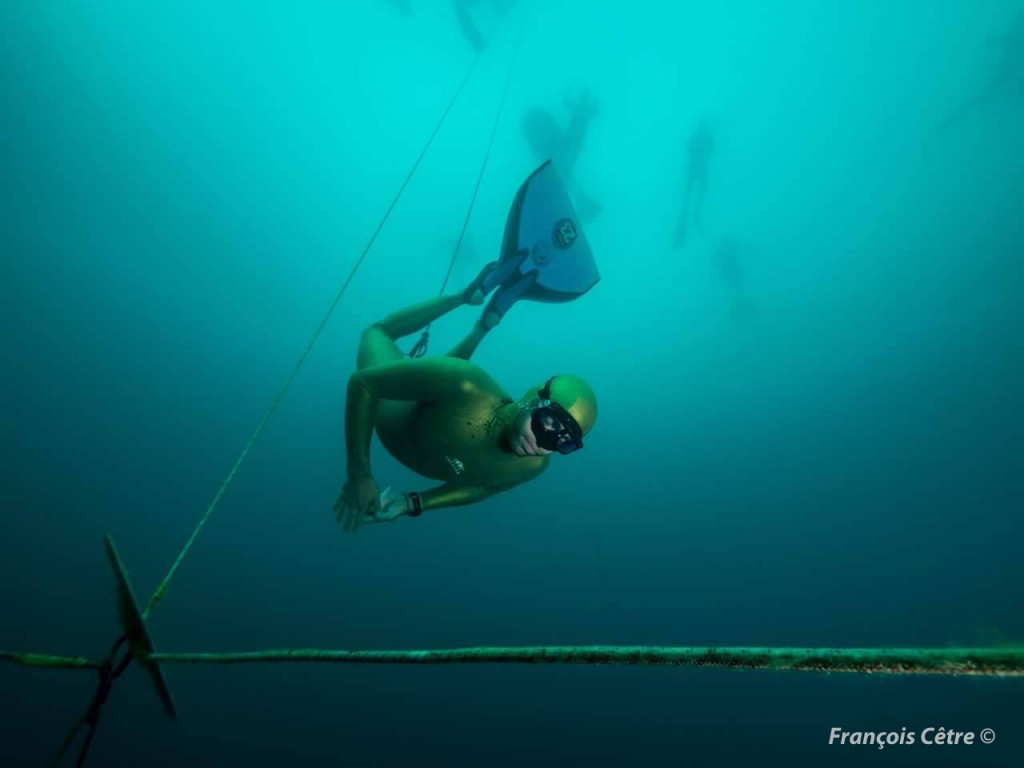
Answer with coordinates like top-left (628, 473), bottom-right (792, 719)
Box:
top-left (552, 218), bottom-right (578, 250)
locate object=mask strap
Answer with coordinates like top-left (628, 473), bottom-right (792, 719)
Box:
top-left (539, 376), bottom-right (557, 401)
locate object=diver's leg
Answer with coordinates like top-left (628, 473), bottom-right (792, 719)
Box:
top-left (674, 178), bottom-right (692, 247)
top-left (568, 178), bottom-right (601, 221)
top-left (446, 319), bottom-right (490, 360)
top-left (693, 176), bottom-right (707, 233)
top-left (358, 294), bottom-right (465, 369)
top-left (373, 294), bottom-right (465, 339)
top-left (454, 0), bottom-right (487, 52)
top-left (357, 260), bottom-right (500, 368)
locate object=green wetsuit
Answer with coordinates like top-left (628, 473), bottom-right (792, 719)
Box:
top-left (346, 294), bottom-right (548, 514)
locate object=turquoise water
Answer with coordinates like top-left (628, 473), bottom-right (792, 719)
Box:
top-left (2, 1), bottom-right (1022, 765)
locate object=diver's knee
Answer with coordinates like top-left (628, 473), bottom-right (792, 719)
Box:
top-left (357, 324), bottom-right (392, 363)
top-left (363, 322), bottom-right (393, 342)
top-left (357, 323), bottom-right (404, 370)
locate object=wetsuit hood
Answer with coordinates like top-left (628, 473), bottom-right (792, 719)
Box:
top-left (523, 374), bottom-right (597, 436)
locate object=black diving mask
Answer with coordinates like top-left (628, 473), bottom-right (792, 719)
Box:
top-left (530, 401), bottom-right (584, 455)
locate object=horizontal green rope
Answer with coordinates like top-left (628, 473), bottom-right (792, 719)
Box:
top-left (147, 646), bottom-right (1024, 676)
top-left (8, 646), bottom-right (1024, 676)
top-left (0, 651), bottom-right (104, 670)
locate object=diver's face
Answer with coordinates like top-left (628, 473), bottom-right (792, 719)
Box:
top-left (511, 406), bottom-right (553, 457)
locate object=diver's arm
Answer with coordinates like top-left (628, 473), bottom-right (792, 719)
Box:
top-left (418, 483), bottom-right (500, 512)
top-left (368, 482), bottom-right (505, 524)
top-left (411, 461), bottom-right (546, 514)
top-left (345, 357), bottom-right (489, 477)
top-left (364, 458), bottom-right (545, 522)
top-left (344, 375), bottom-right (376, 479)
top-left (413, 476), bottom-right (534, 512)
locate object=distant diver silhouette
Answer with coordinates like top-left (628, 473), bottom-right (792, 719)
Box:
top-left (452, 0), bottom-right (516, 52)
top-left (521, 86), bottom-right (602, 220)
top-left (674, 120), bottom-right (714, 248)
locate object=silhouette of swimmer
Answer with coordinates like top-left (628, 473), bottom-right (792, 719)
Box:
top-left (715, 236), bottom-right (750, 319)
top-left (453, 0), bottom-right (516, 53)
top-left (939, 10), bottom-right (1024, 130)
top-left (521, 87), bottom-right (602, 220)
top-left (674, 120), bottom-right (714, 248)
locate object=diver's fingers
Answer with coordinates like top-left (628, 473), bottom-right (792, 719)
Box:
top-left (356, 501), bottom-right (372, 532)
top-left (349, 499), bottom-right (377, 533)
top-left (343, 503), bottom-right (362, 532)
top-left (522, 430), bottom-right (542, 456)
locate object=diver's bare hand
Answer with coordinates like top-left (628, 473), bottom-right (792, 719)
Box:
top-left (334, 474), bottom-right (381, 532)
top-left (359, 487), bottom-right (409, 525)
top-left (509, 407), bottom-right (553, 457)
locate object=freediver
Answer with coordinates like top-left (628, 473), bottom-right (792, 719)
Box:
top-left (452, 0), bottom-right (517, 53)
top-left (939, 9), bottom-right (1024, 130)
top-left (674, 120), bottom-right (714, 249)
top-left (521, 87), bottom-right (602, 220)
top-left (334, 161), bottom-right (600, 530)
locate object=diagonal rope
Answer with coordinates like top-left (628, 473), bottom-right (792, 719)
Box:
top-left (436, 29), bottom-right (523, 299)
top-left (142, 53), bottom-right (482, 620)
top-left (407, 26), bottom-right (524, 358)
